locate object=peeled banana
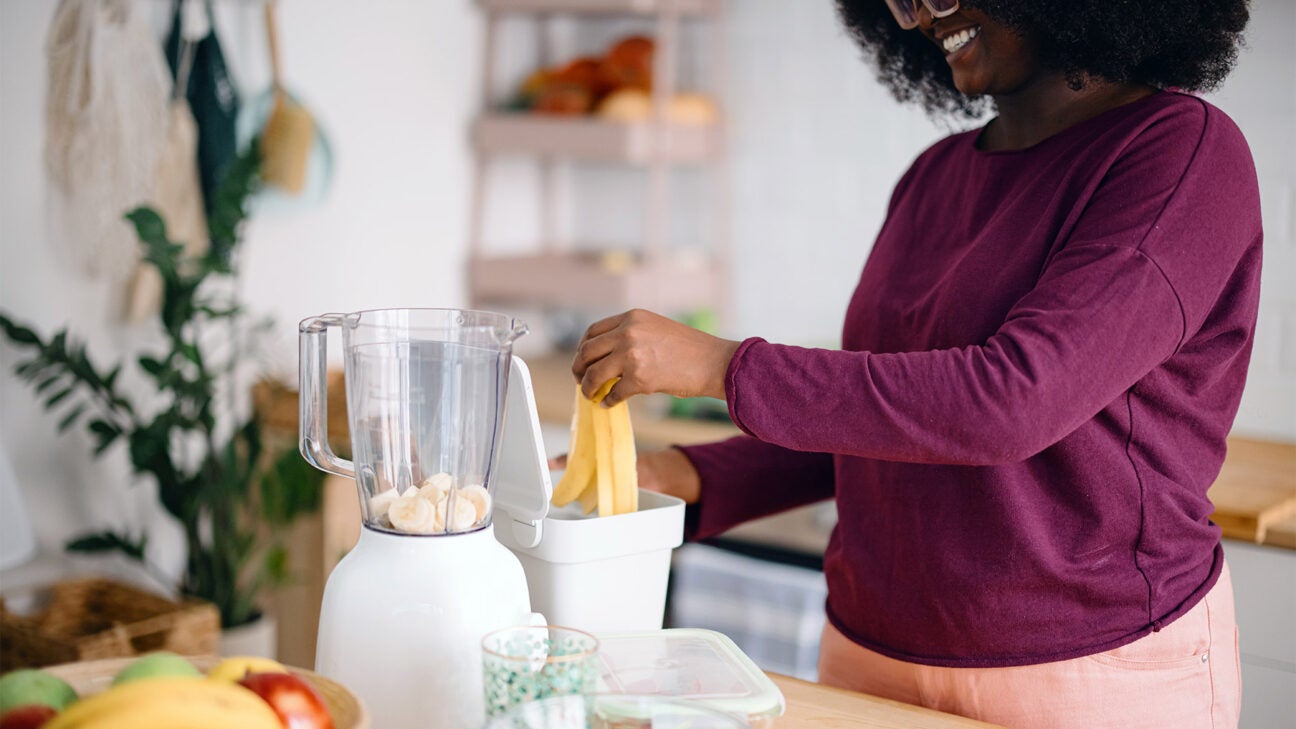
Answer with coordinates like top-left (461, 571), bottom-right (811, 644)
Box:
top-left (552, 379), bottom-right (638, 516)
top-left (44, 676), bottom-right (282, 729)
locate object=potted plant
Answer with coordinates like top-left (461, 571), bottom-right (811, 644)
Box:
top-left (0, 143), bottom-right (323, 648)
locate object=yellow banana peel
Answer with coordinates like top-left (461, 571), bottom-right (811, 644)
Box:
top-left (552, 378), bottom-right (638, 516)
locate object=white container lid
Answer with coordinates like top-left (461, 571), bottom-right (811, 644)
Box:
top-left (491, 357), bottom-right (553, 548)
top-left (595, 629), bottom-right (786, 722)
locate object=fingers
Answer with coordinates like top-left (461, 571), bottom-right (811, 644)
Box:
top-left (580, 355), bottom-right (635, 404)
top-left (572, 328), bottom-right (619, 382)
top-left (548, 453), bottom-right (568, 470)
top-left (571, 310), bottom-right (628, 385)
top-left (579, 312), bottom-right (625, 347)
top-left (570, 309), bottom-right (659, 404)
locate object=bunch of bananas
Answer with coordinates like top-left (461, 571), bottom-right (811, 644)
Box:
top-left (44, 677), bottom-right (281, 729)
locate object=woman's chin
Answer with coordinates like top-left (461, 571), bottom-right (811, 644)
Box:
top-left (951, 72), bottom-right (989, 99)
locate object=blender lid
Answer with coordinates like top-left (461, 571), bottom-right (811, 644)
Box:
top-left (492, 356), bottom-right (553, 547)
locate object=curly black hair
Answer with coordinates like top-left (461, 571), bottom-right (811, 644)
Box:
top-left (835, 0), bottom-right (1251, 118)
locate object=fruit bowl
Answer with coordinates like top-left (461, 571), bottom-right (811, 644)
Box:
top-left (41, 656), bottom-right (369, 729)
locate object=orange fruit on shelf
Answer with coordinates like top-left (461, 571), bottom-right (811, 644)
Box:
top-left (600, 35), bottom-right (655, 92)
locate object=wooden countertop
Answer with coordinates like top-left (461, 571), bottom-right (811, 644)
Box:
top-left (767, 673), bottom-right (1002, 728)
top-left (1205, 437), bottom-right (1296, 546)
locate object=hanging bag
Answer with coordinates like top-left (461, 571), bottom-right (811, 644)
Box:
top-left (45, 0), bottom-right (171, 278)
top-left (124, 20), bottom-right (209, 323)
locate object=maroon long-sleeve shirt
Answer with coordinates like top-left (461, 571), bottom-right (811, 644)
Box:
top-left (679, 92), bottom-right (1262, 667)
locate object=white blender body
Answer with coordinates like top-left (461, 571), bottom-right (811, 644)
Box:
top-left (316, 526), bottom-right (529, 728)
top-left (299, 309), bottom-right (551, 729)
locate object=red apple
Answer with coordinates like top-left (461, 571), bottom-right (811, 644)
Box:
top-left (237, 672), bottom-right (334, 729)
top-left (0, 704), bottom-right (57, 729)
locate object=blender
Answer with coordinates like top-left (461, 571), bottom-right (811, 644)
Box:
top-left (299, 308), bottom-right (551, 729)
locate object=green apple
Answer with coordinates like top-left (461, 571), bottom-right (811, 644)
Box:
top-left (0, 669), bottom-right (78, 712)
top-left (110, 652), bottom-right (201, 686)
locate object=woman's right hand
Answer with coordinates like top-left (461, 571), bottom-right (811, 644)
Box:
top-left (548, 447), bottom-right (701, 505)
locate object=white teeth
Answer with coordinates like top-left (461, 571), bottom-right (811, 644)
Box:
top-left (943, 26), bottom-right (978, 54)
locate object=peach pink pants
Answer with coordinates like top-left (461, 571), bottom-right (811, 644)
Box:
top-left (818, 563), bottom-right (1241, 729)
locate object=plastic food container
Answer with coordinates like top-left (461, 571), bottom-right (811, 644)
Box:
top-left (482, 693), bottom-right (751, 729)
top-left (594, 629), bottom-right (785, 728)
top-left (495, 489), bottom-right (685, 634)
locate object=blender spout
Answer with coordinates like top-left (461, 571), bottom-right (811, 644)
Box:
top-left (503, 322), bottom-right (530, 344)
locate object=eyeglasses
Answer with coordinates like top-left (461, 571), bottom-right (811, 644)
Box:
top-left (884, 0), bottom-right (960, 30)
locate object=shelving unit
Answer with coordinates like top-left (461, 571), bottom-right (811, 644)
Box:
top-left (468, 0), bottom-right (730, 324)
top-left (471, 114), bottom-right (720, 163)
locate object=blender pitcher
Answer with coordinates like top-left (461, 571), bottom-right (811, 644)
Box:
top-left (300, 308), bottom-right (527, 533)
top-left (299, 308), bottom-right (538, 729)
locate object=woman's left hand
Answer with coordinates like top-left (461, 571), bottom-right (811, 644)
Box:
top-left (572, 309), bottom-right (741, 407)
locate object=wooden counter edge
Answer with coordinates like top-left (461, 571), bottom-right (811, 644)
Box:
top-left (1208, 437), bottom-right (1296, 548)
top-left (765, 672), bottom-right (1004, 729)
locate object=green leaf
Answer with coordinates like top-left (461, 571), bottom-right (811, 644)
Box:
top-left (57, 404), bottom-right (86, 433)
top-left (0, 317), bottom-right (40, 345)
top-left (104, 365), bottom-right (121, 390)
top-left (138, 356), bottom-right (166, 376)
top-left (179, 343), bottom-right (201, 366)
top-left (35, 374), bottom-right (63, 393)
top-left (66, 531), bottom-right (148, 561)
top-left (125, 207), bottom-right (168, 246)
top-left (91, 432), bottom-right (119, 456)
top-left (14, 358), bottom-right (44, 379)
top-left (197, 305), bottom-right (241, 319)
top-left (88, 419), bottom-right (120, 456)
top-left (263, 545), bottom-right (290, 586)
top-left (44, 386), bottom-right (74, 409)
top-left (259, 444), bottom-right (324, 525)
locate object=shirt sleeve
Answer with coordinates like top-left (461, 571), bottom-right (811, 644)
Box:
top-left (676, 436), bottom-right (835, 540)
top-left (723, 103), bottom-right (1260, 467)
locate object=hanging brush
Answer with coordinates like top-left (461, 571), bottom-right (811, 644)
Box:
top-left (259, 0), bottom-right (314, 195)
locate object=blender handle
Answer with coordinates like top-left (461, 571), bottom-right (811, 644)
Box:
top-left (299, 314), bottom-right (355, 479)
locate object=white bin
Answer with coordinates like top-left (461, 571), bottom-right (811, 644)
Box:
top-left (494, 489), bottom-right (685, 634)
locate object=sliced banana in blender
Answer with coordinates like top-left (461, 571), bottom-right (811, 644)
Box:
top-left (389, 493), bottom-right (440, 534)
top-left (368, 488), bottom-right (401, 519)
top-left (438, 493), bottom-right (479, 532)
top-left (457, 484), bottom-right (492, 523)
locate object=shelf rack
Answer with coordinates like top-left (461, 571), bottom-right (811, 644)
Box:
top-left (467, 0), bottom-right (731, 324)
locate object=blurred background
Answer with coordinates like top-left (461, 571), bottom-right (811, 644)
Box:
top-left (1, 0), bottom-right (1292, 724)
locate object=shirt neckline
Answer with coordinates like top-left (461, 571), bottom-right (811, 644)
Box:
top-left (970, 89), bottom-right (1172, 157)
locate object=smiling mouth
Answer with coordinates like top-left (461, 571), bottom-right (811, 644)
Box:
top-left (942, 26), bottom-right (980, 54)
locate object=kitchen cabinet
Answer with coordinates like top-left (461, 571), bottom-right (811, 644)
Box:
top-left (1222, 540), bottom-right (1296, 729)
top-left (468, 0), bottom-right (731, 322)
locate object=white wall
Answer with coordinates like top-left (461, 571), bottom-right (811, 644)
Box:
top-left (1203, 0), bottom-right (1296, 440)
top-left (1, 1), bottom-right (1292, 568)
top-left (0, 0), bottom-right (481, 569)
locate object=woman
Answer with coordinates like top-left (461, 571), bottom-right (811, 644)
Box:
top-left (570, 1), bottom-right (1259, 727)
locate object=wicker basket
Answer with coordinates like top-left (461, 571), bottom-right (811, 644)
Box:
top-left (0, 577), bottom-right (219, 671)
